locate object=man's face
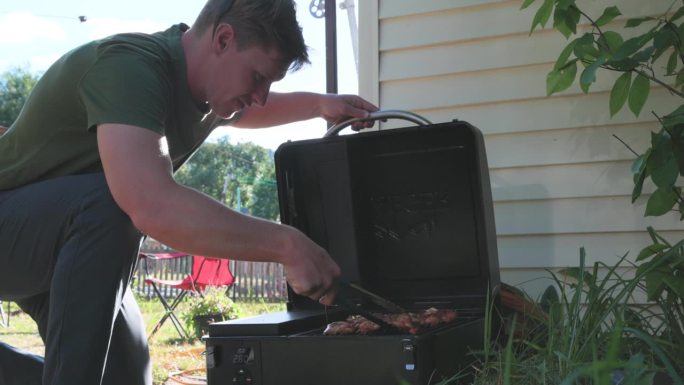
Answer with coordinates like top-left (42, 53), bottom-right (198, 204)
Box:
top-left (204, 37), bottom-right (287, 118)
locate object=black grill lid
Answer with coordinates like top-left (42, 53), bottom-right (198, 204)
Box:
top-left (274, 119), bottom-right (500, 310)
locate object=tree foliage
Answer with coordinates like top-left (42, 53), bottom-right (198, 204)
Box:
top-left (523, 0), bottom-right (684, 373)
top-left (174, 137), bottom-right (279, 221)
top-left (0, 67), bottom-right (40, 127)
top-left (524, 0), bottom-right (684, 220)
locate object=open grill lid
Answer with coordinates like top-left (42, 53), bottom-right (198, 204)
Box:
top-left (274, 115), bottom-right (500, 311)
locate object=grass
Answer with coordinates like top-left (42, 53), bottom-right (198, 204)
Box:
top-left (443, 246), bottom-right (684, 385)
top-left (0, 295), bottom-right (285, 385)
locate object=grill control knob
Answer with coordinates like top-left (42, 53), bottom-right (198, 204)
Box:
top-left (233, 368), bottom-right (254, 384)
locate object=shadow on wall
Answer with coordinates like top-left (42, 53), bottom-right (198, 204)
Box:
top-left (489, 182), bottom-right (554, 297)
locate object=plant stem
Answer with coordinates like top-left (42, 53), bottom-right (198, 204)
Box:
top-left (575, 8), bottom-right (607, 47)
top-left (634, 68), bottom-right (684, 98)
top-left (612, 134), bottom-right (639, 156)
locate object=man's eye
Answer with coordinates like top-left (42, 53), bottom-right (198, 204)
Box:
top-left (254, 73), bottom-right (264, 83)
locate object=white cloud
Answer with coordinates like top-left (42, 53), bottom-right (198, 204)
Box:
top-left (0, 12), bottom-right (67, 44)
top-left (85, 18), bottom-right (170, 40)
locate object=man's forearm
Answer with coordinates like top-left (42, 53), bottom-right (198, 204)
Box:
top-left (134, 181), bottom-right (296, 264)
top-left (233, 92), bottom-right (321, 128)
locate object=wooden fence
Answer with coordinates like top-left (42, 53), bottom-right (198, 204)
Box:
top-left (132, 255), bottom-right (289, 302)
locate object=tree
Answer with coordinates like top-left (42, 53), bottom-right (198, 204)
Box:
top-left (524, 0), bottom-right (683, 219)
top-left (0, 67), bottom-right (40, 127)
top-left (523, 0), bottom-right (684, 374)
top-left (174, 137), bottom-right (280, 220)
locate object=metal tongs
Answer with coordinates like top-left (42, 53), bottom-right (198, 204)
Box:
top-left (334, 280), bottom-right (407, 333)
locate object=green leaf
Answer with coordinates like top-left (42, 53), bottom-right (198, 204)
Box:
top-left (663, 105), bottom-right (684, 126)
top-left (676, 70), bottom-right (684, 89)
top-left (636, 243), bottom-right (669, 261)
top-left (653, 29), bottom-right (677, 61)
top-left (632, 46), bottom-right (656, 63)
top-left (553, 6), bottom-right (580, 38)
top-left (649, 130), bottom-right (673, 167)
top-left (595, 6), bottom-right (621, 27)
top-left (667, 51), bottom-right (679, 75)
top-left (554, 40), bottom-right (578, 70)
top-left (651, 156), bottom-right (679, 189)
top-left (663, 113), bottom-right (684, 128)
top-left (540, 285), bottom-right (559, 312)
top-left (606, 57), bottom-right (639, 71)
top-left (580, 79), bottom-right (591, 93)
top-left (644, 271), bottom-right (666, 300)
top-left (613, 33), bottom-right (654, 61)
top-left (580, 56), bottom-right (606, 91)
top-left (628, 74), bottom-right (650, 116)
top-left (554, 7), bottom-right (573, 38)
top-left (610, 72), bottom-right (632, 116)
top-left (662, 274), bottom-right (684, 297)
top-left (670, 6), bottom-right (684, 22)
top-left (633, 170), bottom-right (647, 202)
top-left (530, 0), bottom-right (554, 34)
top-left (601, 31), bottom-right (624, 53)
top-left (546, 60), bottom-right (577, 95)
top-left (625, 17), bottom-right (654, 28)
top-left (631, 151), bottom-right (648, 175)
top-left (555, 0), bottom-right (575, 11)
top-left (559, 267), bottom-right (595, 287)
top-left (574, 33), bottom-right (599, 59)
top-left (645, 188), bottom-right (679, 216)
top-left (632, 150), bottom-right (650, 203)
top-left (521, 0), bottom-right (536, 10)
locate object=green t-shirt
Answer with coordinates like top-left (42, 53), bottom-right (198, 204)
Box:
top-left (0, 23), bottom-right (229, 190)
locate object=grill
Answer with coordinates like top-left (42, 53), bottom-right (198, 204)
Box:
top-left (205, 113), bottom-right (501, 385)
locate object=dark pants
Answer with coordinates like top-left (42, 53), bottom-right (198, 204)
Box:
top-left (0, 174), bottom-right (151, 385)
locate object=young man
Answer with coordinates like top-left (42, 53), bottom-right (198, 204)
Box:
top-left (0, 0), bottom-right (378, 384)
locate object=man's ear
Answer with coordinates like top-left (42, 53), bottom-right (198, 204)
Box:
top-left (213, 23), bottom-right (235, 54)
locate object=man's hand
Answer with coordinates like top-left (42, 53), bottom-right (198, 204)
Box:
top-left (233, 92), bottom-right (379, 130)
top-left (281, 226), bottom-right (340, 305)
top-left (317, 94), bottom-right (379, 131)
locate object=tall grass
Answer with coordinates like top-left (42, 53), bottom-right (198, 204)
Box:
top-left (446, 247), bottom-right (684, 385)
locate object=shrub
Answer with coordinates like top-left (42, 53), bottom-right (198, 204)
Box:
top-left (180, 288), bottom-right (241, 340)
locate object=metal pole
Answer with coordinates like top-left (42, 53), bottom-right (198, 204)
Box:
top-left (325, 0), bottom-right (338, 95)
top-left (339, 0), bottom-right (358, 73)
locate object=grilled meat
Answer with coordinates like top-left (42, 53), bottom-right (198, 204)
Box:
top-left (323, 308), bottom-right (458, 335)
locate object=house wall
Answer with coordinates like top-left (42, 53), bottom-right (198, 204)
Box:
top-left (358, 0), bottom-right (683, 298)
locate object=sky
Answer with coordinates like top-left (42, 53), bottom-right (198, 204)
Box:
top-left (0, 0), bottom-right (360, 150)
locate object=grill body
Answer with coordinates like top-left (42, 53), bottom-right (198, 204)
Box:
top-left (206, 120), bottom-right (500, 385)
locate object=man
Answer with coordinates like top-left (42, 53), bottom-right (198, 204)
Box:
top-left (0, 1), bottom-right (378, 384)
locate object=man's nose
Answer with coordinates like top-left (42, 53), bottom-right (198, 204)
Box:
top-left (250, 82), bottom-right (271, 107)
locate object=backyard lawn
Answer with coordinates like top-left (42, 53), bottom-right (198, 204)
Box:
top-left (0, 296), bottom-right (286, 385)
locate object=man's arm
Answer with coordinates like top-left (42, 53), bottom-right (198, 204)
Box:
top-left (233, 92), bottom-right (378, 128)
top-left (97, 123), bottom-right (339, 303)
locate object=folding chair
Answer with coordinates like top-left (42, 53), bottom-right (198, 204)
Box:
top-left (140, 253), bottom-right (235, 340)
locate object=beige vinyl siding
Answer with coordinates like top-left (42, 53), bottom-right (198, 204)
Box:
top-left (359, 0), bottom-right (680, 299)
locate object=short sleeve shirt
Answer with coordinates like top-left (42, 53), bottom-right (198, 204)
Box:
top-left (0, 24), bottom-right (230, 190)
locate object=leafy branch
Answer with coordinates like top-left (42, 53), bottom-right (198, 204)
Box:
top-left (523, 0), bottom-right (684, 220)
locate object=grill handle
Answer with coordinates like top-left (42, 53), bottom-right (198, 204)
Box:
top-left (324, 109), bottom-right (432, 138)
